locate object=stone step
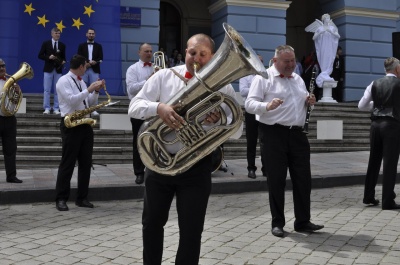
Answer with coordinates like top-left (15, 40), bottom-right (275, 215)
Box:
top-left (5, 94), bottom-right (373, 169)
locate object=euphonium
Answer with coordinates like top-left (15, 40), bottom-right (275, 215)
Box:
top-left (152, 51), bottom-right (166, 72)
top-left (1, 62), bottom-right (34, 116)
top-left (64, 85), bottom-right (111, 128)
top-left (137, 23), bottom-right (268, 176)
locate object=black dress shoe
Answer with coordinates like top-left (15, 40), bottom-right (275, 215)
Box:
top-left (363, 198), bottom-right (379, 206)
top-left (248, 169), bottom-right (256, 179)
top-left (295, 222), bottom-right (324, 232)
top-left (6, 176), bottom-right (23, 183)
top-left (75, 199), bottom-right (94, 208)
top-left (135, 174), bottom-right (144, 184)
top-left (271, 227), bottom-right (284, 237)
top-left (56, 200), bottom-right (69, 211)
top-left (382, 203), bottom-right (400, 210)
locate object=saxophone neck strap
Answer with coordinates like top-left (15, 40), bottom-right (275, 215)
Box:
top-left (170, 69), bottom-right (188, 85)
top-left (70, 76), bottom-right (87, 108)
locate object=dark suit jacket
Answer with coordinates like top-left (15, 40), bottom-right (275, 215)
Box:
top-left (77, 42), bottom-right (103, 74)
top-left (38, 40), bottom-right (66, 74)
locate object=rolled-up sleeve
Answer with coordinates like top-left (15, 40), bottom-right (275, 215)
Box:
top-left (358, 82), bottom-right (374, 111)
top-left (245, 75), bottom-right (268, 115)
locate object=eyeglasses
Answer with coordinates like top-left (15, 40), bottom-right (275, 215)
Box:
top-left (0, 64), bottom-right (5, 68)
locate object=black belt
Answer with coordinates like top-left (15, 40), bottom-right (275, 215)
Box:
top-left (273, 123), bottom-right (303, 131)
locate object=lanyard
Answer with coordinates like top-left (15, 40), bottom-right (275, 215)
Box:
top-left (70, 76), bottom-right (87, 108)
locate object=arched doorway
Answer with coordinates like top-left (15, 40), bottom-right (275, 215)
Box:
top-left (286, 0), bottom-right (322, 65)
top-left (159, 2), bottom-right (182, 64)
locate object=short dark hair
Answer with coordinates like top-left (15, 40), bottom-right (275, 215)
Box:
top-left (69, 54), bottom-right (86, 69)
top-left (51, 27), bottom-right (60, 34)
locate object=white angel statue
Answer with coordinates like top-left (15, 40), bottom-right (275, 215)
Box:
top-left (305, 14), bottom-right (340, 88)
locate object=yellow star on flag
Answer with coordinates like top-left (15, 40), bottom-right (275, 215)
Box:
top-left (83, 5), bottom-right (95, 17)
top-left (72, 17), bottom-right (84, 30)
top-left (24, 3), bottom-right (35, 16)
top-left (37, 15), bottom-right (49, 27)
top-left (55, 20), bottom-right (66, 32)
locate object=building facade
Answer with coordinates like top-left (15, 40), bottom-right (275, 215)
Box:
top-left (122, 0), bottom-right (400, 101)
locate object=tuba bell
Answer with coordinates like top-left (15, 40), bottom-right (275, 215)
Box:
top-left (1, 62), bottom-right (34, 116)
top-left (137, 23), bottom-right (268, 176)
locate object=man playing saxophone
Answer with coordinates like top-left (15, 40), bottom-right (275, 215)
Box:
top-left (128, 34), bottom-right (240, 264)
top-left (54, 54), bottom-right (105, 211)
top-left (0, 58), bottom-right (23, 183)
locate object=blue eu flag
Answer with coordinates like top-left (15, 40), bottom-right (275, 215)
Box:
top-left (0, 0), bottom-right (123, 95)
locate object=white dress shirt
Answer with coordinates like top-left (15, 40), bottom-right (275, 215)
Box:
top-left (56, 71), bottom-right (99, 117)
top-left (239, 74), bottom-right (256, 99)
top-left (358, 74), bottom-right (396, 111)
top-left (0, 79), bottom-right (7, 116)
top-left (87, 42), bottom-right (93, 61)
top-left (245, 65), bottom-right (309, 127)
top-left (126, 59), bottom-right (154, 100)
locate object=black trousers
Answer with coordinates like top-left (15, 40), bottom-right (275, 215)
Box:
top-left (142, 154), bottom-right (212, 265)
top-left (56, 120), bottom-right (93, 202)
top-left (245, 112), bottom-right (264, 172)
top-left (258, 123), bottom-right (311, 229)
top-left (130, 117), bottom-right (145, 176)
top-left (364, 118), bottom-right (400, 208)
top-left (0, 116), bottom-right (17, 179)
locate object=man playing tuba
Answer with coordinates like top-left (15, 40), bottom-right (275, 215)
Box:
top-left (0, 58), bottom-right (23, 183)
top-left (128, 34), bottom-right (241, 264)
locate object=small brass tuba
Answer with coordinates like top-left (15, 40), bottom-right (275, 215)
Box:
top-left (137, 23), bottom-right (268, 176)
top-left (64, 85), bottom-right (111, 128)
top-left (1, 62), bottom-right (34, 116)
top-left (152, 51), bottom-right (166, 72)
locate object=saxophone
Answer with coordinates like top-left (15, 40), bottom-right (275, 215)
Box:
top-left (64, 85), bottom-right (111, 128)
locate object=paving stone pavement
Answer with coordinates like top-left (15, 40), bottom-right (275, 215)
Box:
top-left (1, 185), bottom-right (400, 265)
top-left (3, 151), bottom-right (399, 205)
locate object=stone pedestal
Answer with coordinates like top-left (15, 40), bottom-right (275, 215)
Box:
top-left (317, 120), bottom-right (343, 140)
top-left (319, 80), bottom-right (338, 103)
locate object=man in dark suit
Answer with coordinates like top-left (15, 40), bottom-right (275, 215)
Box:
top-left (77, 28), bottom-right (103, 116)
top-left (38, 27), bottom-right (66, 115)
top-left (331, 46), bottom-right (345, 102)
top-left (358, 57), bottom-right (400, 210)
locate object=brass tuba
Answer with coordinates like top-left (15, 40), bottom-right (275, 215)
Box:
top-left (137, 23), bottom-right (268, 176)
top-left (1, 62), bottom-right (34, 116)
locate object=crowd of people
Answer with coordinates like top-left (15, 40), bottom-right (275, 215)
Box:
top-left (4, 22), bottom-right (400, 265)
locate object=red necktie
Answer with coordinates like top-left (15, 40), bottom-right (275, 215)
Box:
top-left (77, 76), bottom-right (82, 81)
top-left (279, 74), bottom-right (293, 78)
top-left (0, 76), bottom-right (6, 81)
top-left (143, 62), bottom-right (152, 67)
top-left (185, 72), bottom-right (193, 79)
